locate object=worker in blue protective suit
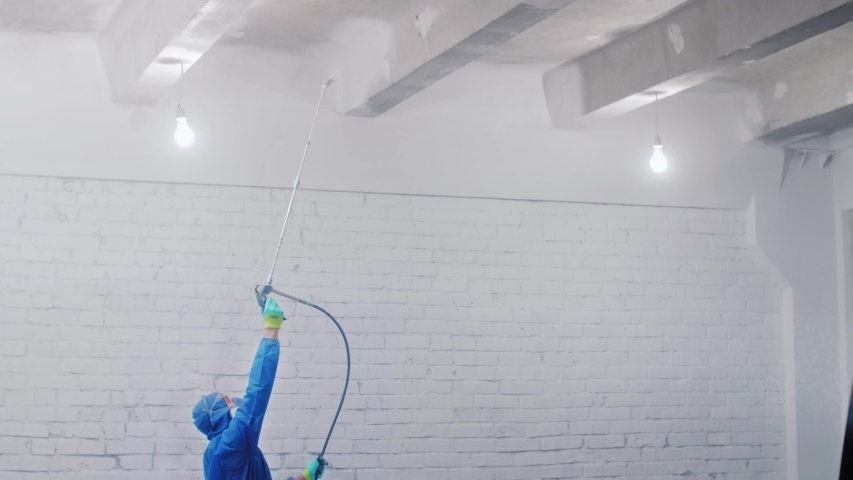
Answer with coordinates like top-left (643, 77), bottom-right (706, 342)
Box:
top-left (192, 298), bottom-right (324, 480)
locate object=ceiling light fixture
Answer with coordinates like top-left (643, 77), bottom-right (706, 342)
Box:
top-left (650, 93), bottom-right (668, 173)
top-left (175, 105), bottom-right (194, 147)
top-left (174, 62), bottom-right (194, 147)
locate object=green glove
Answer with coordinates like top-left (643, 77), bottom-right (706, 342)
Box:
top-left (263, 298), bottom-right (284, 329)
top-left (303, 459), bottom-right (322, 480)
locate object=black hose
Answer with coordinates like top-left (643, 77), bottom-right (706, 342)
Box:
top-left (255, 285), bottom-right (350, 470)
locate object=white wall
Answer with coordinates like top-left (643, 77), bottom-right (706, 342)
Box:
top-left (832, 155), bottom-right (853, 386)
top-left (751, 161), bottom-right (843, 480)
top-left (0, 175), bottom-right (788, 479)
top-left (3, 27), bottom-right (848, 480)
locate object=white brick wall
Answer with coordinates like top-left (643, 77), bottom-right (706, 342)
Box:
top-left (0, 176), bottom-right (787, 479)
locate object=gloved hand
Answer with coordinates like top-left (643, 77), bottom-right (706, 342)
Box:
top-left (303, 459), bottom-right (324, 480)
top-left (263, 297), bottom-right (284, 329)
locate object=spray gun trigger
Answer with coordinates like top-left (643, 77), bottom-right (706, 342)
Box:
top-left (254, 284), bottom-right (273, 312)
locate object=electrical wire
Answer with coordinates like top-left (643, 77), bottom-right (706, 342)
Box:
top-left (655, 93), bottom-right (660, 137)
top-left (179, 62), bottom-right (184, 105)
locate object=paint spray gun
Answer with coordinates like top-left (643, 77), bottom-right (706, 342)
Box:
top-left (254, 75), bottom-right (348, 477)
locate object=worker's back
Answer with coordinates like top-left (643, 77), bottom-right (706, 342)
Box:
top-left (203, 435), bottom-right (272, 480)
top-left (193, 336), bottom-right (280, 480)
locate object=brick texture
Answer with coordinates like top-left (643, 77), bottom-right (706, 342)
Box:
top-left (0, 176), bottom-right (787, 479)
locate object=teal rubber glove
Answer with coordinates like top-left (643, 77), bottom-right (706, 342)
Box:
top-left (303, 459), bottom-right (322, 480)
top-left (263, 298), bottom-right (284, 329)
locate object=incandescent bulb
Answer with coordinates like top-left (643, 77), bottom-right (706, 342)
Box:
top-left (174, 105), bottom-right (194, 147)
top-left (650, 137), bottom-right (668, 173)
top-left (175, 117), bottom-right (194, 147)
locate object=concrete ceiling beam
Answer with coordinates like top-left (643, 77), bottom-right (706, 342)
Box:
top-left (543, 0), bottom-right (853, 129)
top-left (343, 0), bottom-right (576, 117)
top-left (737, 47), bottom-right (853, 146)
top-left (99, 0), bottom-right (256, 105)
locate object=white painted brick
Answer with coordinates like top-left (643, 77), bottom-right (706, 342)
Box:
top-left (0, 422), bottom-right (49, 438)
top-left (0, 176), bottom-right (787, 479)
top-left (119, 454), bottom-right (154, 470)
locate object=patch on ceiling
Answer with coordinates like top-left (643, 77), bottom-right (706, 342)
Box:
top-left (774, 82), bottom-right (787, 99)
top-left (745, 94), bottom-right (763, 123)
top-left (667, 23), bottom-right (684, 54)
top-left (414, 6), bottom-right (435, 38)
top-left (846, 91), bottom-right (853, 105)
top-left (0, 0), bottom-right (119, 33)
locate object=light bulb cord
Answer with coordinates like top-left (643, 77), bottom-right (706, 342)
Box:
top-left (179, 62), bottom-right (184, 106)
top-left (655, 93), bottom-right (659, 137)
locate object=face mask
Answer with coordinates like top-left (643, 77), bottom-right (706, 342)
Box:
top-left (230, 407), bottom-right (238, 418)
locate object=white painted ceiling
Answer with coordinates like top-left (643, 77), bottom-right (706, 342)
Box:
top-left (221, 0), bottom-right (417, 51)
top-left (0, 0), bottom-right (688, 64)
top-left (698, 22), bottom-right (853, 93)
top-left (485, 0), bottom-right (687, 63)
top-left (0, 0), bottom-right (122, 33)
top-left (0, 0), bottom-right (819, 210)
top-left (220, 0), bottom-right (690, 64)
top-left (6, 0), bottom-right (848, 103)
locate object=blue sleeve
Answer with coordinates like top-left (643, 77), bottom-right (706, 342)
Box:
top-left (220, 338), bottom-right (280, 452)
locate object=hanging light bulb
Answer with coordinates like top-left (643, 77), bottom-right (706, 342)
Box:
top-left (649, 93), bottom-right (668, 173)
top-left (173, 61), bottom-right (194, 147)
top-left (650, 135), bottom-right (668, 173)
top-left (174, 104), bottom-right (195, 147)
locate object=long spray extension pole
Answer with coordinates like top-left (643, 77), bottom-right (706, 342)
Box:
top-left (266, 75), bottom-right (336, 287)
top-left (256, 75), bottom-right (342, 476)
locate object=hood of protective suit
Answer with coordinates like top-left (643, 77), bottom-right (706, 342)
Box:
top-left (192, 393), bottom-right (231, 440)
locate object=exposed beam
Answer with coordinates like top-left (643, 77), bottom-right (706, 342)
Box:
top-left (737, 47), bottom-right (853, 146)
top-left (344, 0), bottom-right (576, 117)
top-left (99, 0), bottom-right (256, 105)
top-left (543, 0), bottom-right (853, 129)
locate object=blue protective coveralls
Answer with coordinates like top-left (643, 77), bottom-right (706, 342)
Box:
top-left (193, 338), bottom-right (280, 480)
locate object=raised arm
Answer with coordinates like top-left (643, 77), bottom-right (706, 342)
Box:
top-left (221, 299), bottom-right (284, 450)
